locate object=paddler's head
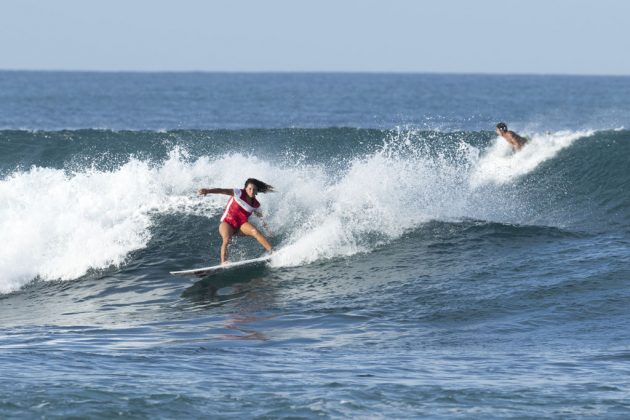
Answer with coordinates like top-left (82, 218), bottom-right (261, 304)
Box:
top-left (496, 122), bottom-right (508, 135)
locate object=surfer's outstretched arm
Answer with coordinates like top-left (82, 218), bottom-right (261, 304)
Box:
top-left (198, 188), bottom-right (233, 196)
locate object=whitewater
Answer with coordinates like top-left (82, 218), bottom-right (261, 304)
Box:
top-left (0, 128), bottom-right (595, 294)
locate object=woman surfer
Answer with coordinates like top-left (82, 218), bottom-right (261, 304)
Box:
top-left (198, 178), bottom-right (274, 264)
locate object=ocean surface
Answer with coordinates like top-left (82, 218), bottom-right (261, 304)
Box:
top-left (1, 71), bottom-right (629, 418)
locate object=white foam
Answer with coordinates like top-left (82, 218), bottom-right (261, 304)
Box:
top-left (270, 129), bottom-right (594, 267)
top-left (470, 130), bottom-right (593, 187)
top-left (0, 130), bottom-right (592, 293)
top-left (0, 148), bottom-right (205, 294)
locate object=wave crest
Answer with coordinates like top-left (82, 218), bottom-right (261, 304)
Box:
top-left (0, 128), bottom-right (619, 293)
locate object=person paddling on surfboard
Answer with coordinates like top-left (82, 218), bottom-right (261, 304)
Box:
top-left (198, 178), bottom-right (274, 264)
top-left (496, 122), bottom-right (527, 151)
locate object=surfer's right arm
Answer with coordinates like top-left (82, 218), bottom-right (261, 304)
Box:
top-left (198, 188), bottom-right (233, 196)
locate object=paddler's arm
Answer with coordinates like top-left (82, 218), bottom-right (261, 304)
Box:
top-left (254, 211), bottom-right (273, 236)
top-left (198, 188), bottom-right (233, 196)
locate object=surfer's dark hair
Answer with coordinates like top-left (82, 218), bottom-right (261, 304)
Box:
top-left (245, 178), bottom-right (275, 193)
top-left (496, 122), bottom-right (508, 132)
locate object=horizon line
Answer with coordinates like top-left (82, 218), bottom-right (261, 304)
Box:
top-left (1, 68), bottom-right (629, 78)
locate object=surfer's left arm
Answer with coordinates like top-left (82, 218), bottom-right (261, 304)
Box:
top-left (198, 188), bottom-right (233, 196)
top-left (254, 211), bottom-right (273, 237)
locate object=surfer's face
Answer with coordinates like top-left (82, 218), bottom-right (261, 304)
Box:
top-left (245, 183), bottom-right (258, 198)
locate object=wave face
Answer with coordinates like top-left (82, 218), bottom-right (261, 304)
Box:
top-left (1, 127), bottom-right (627, 294)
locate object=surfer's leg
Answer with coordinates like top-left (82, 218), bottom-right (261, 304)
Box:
top-left (219, 222), bottom-right (235, 264)
top-left (239, 222), bottom-right (273, 252)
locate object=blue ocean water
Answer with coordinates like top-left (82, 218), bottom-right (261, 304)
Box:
top-left (1, 71), bottom-right (629, 418)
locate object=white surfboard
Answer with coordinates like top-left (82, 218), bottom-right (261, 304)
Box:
top-left (170, 254), bottom-right (272, 278)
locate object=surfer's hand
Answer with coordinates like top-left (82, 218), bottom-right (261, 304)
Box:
top-left (198, 188), bottom-right (208, 196)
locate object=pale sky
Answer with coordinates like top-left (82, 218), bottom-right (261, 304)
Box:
top-left (1, 0), bottom-right (629, 75)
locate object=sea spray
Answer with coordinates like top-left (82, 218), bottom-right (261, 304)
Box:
top-left (469, 130), bottom-right (594, 187)
top-left (0, 129), bottom-right (599, 293)
top-left (0, 148), bottom-right (206, 293)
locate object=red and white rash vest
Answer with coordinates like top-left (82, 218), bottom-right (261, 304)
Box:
top-left (220, 188), bottom-right (260, 230)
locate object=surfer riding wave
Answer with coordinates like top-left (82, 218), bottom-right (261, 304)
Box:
top-left (198, 178), bottom-right (274, 264)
